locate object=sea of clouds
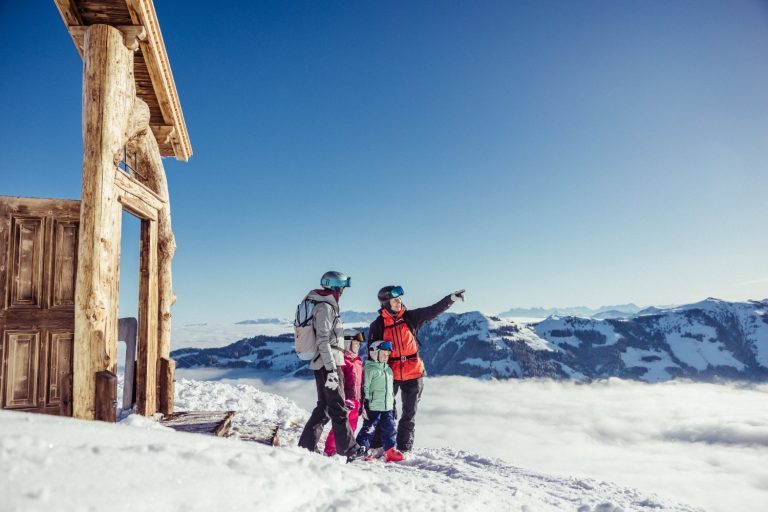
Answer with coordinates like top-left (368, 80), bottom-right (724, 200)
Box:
top-left (178, 369), bottom-right (768, 512)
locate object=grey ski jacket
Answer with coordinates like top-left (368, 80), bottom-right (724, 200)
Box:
top-left (306, 290), bottom-right (346, 372)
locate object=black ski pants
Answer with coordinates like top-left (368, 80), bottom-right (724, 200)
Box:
top-left (393, 377), bottom-right (424, 452)
top-left (298, 367), bottom-right (358, 456)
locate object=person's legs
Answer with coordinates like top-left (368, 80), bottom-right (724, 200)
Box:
top-left (380, 411), bottom-right (398, 451)
top-left (396, 377), bottom-right (424, 452)
top-left (324, 399), bottom-right (359, 456)
top-left (298, 370), bottom-right (330, 451)
top-left (355, 411), bottom-right (382, 450)
top-left (324, 369), bottom-right (359, 456)
top-left (347, 399), bottom-right (360, 433)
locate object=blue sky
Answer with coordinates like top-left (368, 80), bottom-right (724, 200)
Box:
top-left (1, 1), bottom-right (767, 323)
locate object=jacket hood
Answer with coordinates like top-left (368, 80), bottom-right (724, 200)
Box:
top-left (307, 289), bottom-right (340, 309)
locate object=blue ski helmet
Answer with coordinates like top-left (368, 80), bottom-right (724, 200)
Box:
top-left (321, 271), bottom-right (351, 291)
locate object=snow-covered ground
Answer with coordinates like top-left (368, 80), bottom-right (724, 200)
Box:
top-left (1, 378), bottom-right (702, 512)
top-left (177, 369), bottom-right (768, 512)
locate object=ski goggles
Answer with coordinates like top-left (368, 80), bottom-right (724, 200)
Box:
top-left (390, 286), bottom-right (404, 299)
top-left (344, 332), bottom-right (365, 342)
top-left (321, 276), bottom-right (352, 288)
top-left (376, 341), bottom-right (394, 352)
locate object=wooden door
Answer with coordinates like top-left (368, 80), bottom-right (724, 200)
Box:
top-left (0, 196), bottom-right (79, 415)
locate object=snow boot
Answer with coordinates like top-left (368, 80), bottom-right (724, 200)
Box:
top-left (346, 445), bottom-right (368, 463)
top-left (384, 447), bottom-right (405, 463)
top-left (365, 447), bottom-right (385, 461)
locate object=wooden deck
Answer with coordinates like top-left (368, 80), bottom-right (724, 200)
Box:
top-left (160, 410), bottom-right (235, 437)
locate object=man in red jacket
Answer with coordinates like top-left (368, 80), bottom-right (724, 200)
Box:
top-left (367, 285), bottom-right (465, 454)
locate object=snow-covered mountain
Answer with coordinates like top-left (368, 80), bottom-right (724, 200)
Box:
top-left (498, 303), bottom-right (643, 318)
top-left (172, 298), bottom-right (768, 382)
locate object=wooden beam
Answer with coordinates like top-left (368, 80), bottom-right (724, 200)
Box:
top-left (117, 193), bottom-right (157, 221)
top-left (115, 170), bottom-right (165, 212)
top-left (125, 0), bottom-right (192, 161)
top-left (53, 0), bottom-right (85, 57)
top-left (73, 24), bottom-right (136, 420)
top-left (69, 25), bottom-right (147, 53)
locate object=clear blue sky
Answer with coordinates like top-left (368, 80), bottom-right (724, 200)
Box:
top-left (2, 1), bottom-right (767, 323)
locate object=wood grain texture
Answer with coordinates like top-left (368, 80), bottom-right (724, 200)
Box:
top-left (135, 218), bottom-right (158, 415)
top-left (0, 197), bottom-right (78, 414)
top-left (94, 370), bottom-right (117, 422)
top-left (157, 356), bottom-right (174, 415)
top-left (74, 24), bottom-right (135, 420)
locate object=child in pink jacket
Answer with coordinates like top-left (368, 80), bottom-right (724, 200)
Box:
top-left (324, 330), bottom-right (364, 456)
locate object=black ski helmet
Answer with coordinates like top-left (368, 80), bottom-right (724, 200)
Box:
top-left (321, 271), bottom-right (351, 291)
top-left (378, 285), bottom-right (404, 304)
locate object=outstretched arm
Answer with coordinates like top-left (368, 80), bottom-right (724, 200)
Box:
top-left (407, 294), bottom-right (456, 332)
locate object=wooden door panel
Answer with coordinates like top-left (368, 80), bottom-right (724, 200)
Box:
top-left (1, 196), bottom-right (79, 414)
top-left (51, 221), bottom-right (78, 309)
top-left (47, 331), bottom-right (73, 406)
top-left (4, 331), bottom-right (40, 408)
top-left (10, 217), bottom-right (45, 308)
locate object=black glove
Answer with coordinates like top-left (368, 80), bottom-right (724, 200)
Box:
top-left (362, 399), bottom-right (371, 420)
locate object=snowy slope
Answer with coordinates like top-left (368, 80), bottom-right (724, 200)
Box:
top-left (0, 379), bottom-right (702, 512)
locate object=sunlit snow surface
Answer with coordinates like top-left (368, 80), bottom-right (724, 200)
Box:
top-left (1, 378), bottom-right (706, 512)
top-left (175, 370), bottom-right (768, 512)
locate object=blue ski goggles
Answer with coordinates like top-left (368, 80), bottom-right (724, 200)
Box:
top-left (321, 276), bottom-right (352, 288)
top-left (376, 341), bottom-right (394, 352)
top-left (390, 286), bottom-right (404, 298)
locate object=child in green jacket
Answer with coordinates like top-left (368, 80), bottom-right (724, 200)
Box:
top-left (355, 340), bottom-right (404, 462)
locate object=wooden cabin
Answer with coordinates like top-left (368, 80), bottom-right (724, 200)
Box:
top-left (0, 0), bottom-right (191, 421)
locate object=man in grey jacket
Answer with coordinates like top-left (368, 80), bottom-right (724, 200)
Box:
top-left (298, 271), bottom-right (363, 461)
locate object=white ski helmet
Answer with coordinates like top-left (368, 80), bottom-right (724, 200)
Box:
top-left (369, 340), bottom-right (394, 361)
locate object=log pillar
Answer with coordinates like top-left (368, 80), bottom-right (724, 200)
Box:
top-left (73, 24), bottom-right (136, 419)
top-left (129, 115), bottom-right (177, 413)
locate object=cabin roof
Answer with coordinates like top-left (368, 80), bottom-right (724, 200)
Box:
top-left (55, 0), bottom-right (192, 161)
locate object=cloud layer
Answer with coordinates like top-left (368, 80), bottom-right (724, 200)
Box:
top-left (179, 369), bottom-right (768, 512)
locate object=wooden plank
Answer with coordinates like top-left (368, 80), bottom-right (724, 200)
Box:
top-left (94, 370), bottom-right (117, 422)
top-left (214, 411), bottom-right (235, 437)
top-left (160, 411), bottom-right (235, 437)
top-left (238, 424), bottom-right (283, 447)
top-left (8, 216), bottom-right (45, 309)
top-left (74, 24), bottom-right (135, 420)
top-left (157, 356), bottom-right (174, 415)
top-left (3, 331), bottom-right (41, 408)
top-left (117, 193), bottom-right (157, 221)
top-left (114, 170), bottom-right (165, 212)
top-left (50, 220), bottom-right (79, 309)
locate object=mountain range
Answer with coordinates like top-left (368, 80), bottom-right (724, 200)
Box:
top-left (173, 298), bottom-right (768, 382)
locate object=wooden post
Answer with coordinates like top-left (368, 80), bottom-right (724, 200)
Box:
top-left (135, 218), bottom-right (158, 415)
top-left (59, 373), bottom-right (73, 417)
top-left (73, 24), bottom-right (136, 420)
top-left (94, 370), bottom-right (117, 422)
top-left (128, 116), bottom-right (176, 364)
top-left (158, 357), bottom-right (175, 415)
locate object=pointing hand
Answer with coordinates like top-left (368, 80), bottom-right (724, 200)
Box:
top-left (451, 289), bottom-right (466, 302)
